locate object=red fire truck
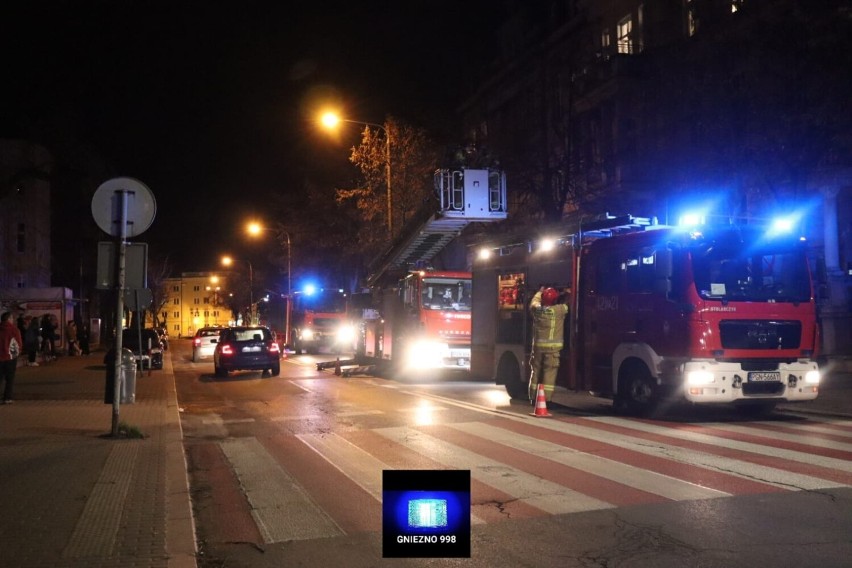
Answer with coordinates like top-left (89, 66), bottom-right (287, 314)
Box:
top-left (350, 168), bottom-right (507, 375)
top-left (290, 286), bottom-right (353, 354)
top-left (358, 269), bottom-right (472, 373)
top-left (471, 214), bottom-right (821, 414)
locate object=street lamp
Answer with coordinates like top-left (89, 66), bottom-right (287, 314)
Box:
top-left (246, 221), bottom-right (292, 344)
top-left (319, 111), bottom-right (392, 237)
top-left (221, 255), bottom-right (254, 325)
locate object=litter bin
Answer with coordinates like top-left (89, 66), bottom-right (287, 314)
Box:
top-left (104, 347), bottom-right (137, 404)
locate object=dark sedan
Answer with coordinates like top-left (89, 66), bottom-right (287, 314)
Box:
top-left (213, 326), bottom-right (280, 377)
top-left (121, 328), bottom-right (164, 369)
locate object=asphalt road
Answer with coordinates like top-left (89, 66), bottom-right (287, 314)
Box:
top-left (172, 339), bottom-right (852, 568)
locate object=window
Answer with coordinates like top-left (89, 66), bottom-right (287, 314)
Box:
top-left (172, 285), bottom-right (180, 292)
top-left (213, 311), bottom-right (219, 317)
top-left (193, 285), bottom-right (200, 292)
top-left (685, 0), bottom-right (697, 36)
top-left (193, 298), bottom-right (200, 305)
top-left (617, 15), bottom-right (633, 54)
top-left (173, 311), bottom-right (179, 318)
top-left (173, 298), bottom-right (180, 305)
top-left (600, 28), bottom-right (611, 59)
top-left (626, 252), bottom-right (656, 293)
top-left (596, 254), bottom-right (623, 294)
top-left (203, 297), bottom-right (209, 304)
top-left (174, 324), bottom-right (180, 331)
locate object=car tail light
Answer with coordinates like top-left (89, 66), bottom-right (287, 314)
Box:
top-left (220, 344), bottom-right (234, 356)
top-left (268, 341), bottom-right (280, 354)
top-left (193, 338), bottom-right (201, 347)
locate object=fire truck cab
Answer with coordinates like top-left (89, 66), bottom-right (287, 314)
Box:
top-left (472, 214), bottom-right (821, 414)
top-left (291, 287), bottom-right (353, 355)
top-left (360, 269), bottom-right (472, 372)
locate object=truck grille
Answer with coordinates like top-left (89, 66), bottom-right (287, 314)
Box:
top-left (719, 320), bottom-right (801, 350)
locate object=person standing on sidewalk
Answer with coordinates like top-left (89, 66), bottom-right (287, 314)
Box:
top-left (78, 322), bottom-right (91, 356)
top-left (0, 311), bottom-right (23, 404)
top-left (24, 315), bottom-right (41, 366)
top-left (40, 313), bottom-right (56, 362)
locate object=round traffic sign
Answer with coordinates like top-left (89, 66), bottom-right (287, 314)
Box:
top-left (91, 177), bottom-right (157, 238)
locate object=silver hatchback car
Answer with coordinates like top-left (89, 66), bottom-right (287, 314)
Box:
top-left (192, 326), bottom-right (224, 362)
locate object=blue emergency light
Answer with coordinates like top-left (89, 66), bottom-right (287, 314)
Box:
top-left (407, 498), bottom-right (448, 529)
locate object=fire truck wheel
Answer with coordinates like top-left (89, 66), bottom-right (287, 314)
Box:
top-left (616, 362), bottom-right (657, 416)
top-left (497, 354), bottom-right (527, 400)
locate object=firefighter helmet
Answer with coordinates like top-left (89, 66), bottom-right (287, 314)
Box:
top-left (541, 287), bottom-right (559, 306)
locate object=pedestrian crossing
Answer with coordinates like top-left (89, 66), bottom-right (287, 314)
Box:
top-left (194, 409), bottom-right (852, 544)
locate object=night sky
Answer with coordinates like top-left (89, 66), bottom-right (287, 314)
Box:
top-left (2, 1), bottom-right (502, 271)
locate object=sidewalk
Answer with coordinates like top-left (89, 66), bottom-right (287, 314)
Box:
top-left (0, 349), bottom-right (196, 568)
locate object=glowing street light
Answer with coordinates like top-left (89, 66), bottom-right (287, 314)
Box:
top-left (318, 110), bottom-right (393, 237)
top-left (221, 255), bottom-right (254, 324)
top-left (246, 221), bottom-right (292, 345)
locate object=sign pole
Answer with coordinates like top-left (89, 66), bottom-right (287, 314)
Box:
top-left (111, 190), bottom-right (129, 437)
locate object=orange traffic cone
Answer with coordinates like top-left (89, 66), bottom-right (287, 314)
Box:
top-left (334, 357), bottom-right (341, 376)
top-left (530, 383), bottom-right (551, 417)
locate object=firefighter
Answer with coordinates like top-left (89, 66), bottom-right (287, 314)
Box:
top-left (528, 286), bottom-right (569, 403)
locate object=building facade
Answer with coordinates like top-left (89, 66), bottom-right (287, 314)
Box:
top-left (460, 0), bottom-right (851, 357)
top-left (0, 140), bottom-right (52, 289)
top-left (162, 272), bottom-right (233, 338)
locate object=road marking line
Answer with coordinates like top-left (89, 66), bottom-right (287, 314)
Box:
top-left (374, 426), bottom-right (614, 515)
top-left (297, 433), bottom-right (388, 500)
top-left (202, 417), bottom-right (255, 425)
top-left (447, 421), bottom-right (728, 502)
top-left (585, 416), bottom-right (852, 474)
top-left (220, 438), bottom-right (343, 543)
top-left (529, 417), bottom-right (850, 489)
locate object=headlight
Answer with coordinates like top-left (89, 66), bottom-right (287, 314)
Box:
top-left (301, 328), bottom-right (315, 341)
top-left (336, 324), bottom-right (356, 344)
top-left (686, 370), bottom-right (715, 385)
top-left (406, 340), bottom-right (448, 369)
top-left (804, 370), bottom-right (820, 384)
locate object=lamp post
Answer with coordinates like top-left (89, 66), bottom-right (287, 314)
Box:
top-left (246, 221), bottom-right (292, 345)
top-left (221, 255), bottom-right (254, 324)
top-left (319, 111), bottom-right (392, 237)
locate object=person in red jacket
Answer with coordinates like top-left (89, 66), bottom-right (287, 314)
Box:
top-left (0, 311), bottom-right (24, 404)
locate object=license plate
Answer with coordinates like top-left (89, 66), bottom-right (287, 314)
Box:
top-left (242, 346), bottom-right (261, 353)
top-left (748, 371), bottom-right (780, 382)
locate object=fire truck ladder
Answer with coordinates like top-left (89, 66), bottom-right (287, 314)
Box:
top-left (366, 168), bottom-right (508, 286)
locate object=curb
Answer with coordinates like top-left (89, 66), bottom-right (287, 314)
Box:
top-left (162, 352), bottom-right (198, 568)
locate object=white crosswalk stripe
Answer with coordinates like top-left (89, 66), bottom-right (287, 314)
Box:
top-left (699, 421), bottom-right (852, 451)
top-left (374, 426), bottom-right (615, 515)
top-left (521, 416), bottom-right (848, 490)
top-left (582, 416), bottom-right (852, 474)
top-left (220, 438), bottom-right (344, 543)
top-left (213, 410), bottom-right (852, 542)
top-left (446, 421), bottom-right (729, 501)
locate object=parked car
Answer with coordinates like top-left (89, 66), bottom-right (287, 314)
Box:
top-left (121, 328), bottom-right (164, 370)
top-left (153, 327), bottom-right (169, 350)
top-left (213, 325), bottom-right (280, 377)
top-left (192, 326), bottom-right (223, 362)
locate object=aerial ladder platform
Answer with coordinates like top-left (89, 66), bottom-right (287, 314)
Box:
top-left (366, 168), bottom-right (508, 286)
top-left (321, 168), bottom-right (508, 376)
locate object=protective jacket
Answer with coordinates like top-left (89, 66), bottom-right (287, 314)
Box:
top-left (530, 291), bottom-right (569, 350)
